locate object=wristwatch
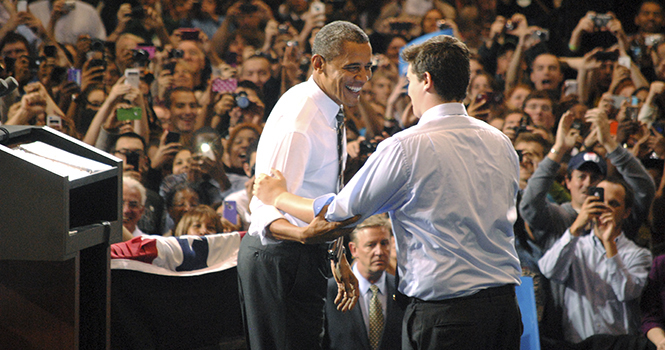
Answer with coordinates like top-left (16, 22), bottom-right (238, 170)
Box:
top-left (327, 237), bottom-right (345, 264)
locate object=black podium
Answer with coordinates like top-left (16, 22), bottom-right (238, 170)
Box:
top-left (0, 126), bottom-right (122, 350)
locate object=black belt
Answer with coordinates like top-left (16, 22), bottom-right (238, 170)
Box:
top-left (411, 284), bottom-right (515, 304)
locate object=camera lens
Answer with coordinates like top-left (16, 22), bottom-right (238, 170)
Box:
top-left (235, 92), bottom-right (250, 109)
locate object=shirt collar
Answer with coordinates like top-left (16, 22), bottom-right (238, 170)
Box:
top-left (353, 262), bottom-right (387, 296)
top-left (591, 229), bottom-right (623, 251)
top-left (307, 76), bottom-right (342, 126)
top-left (418, 102), bottom-right (468, 125)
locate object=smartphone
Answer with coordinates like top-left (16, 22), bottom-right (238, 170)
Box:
top-left (389, 22), bottom-right (414, 32)
top-left (563, 80), bottom-right (578, 96)
top-left (89, 58), bottom-right (106, 71)
top-left (126, 151), bottom-right (140, 170)
top-left (625, 96), bottom-right (640, 121)
top-left (212, 78), bottom-right (237, 93)
top-left (44, 45), bottom-right (57, 58)
top-left (162, 62), bottom-right (176, 74)
top-left (626, 106), bottom-right (639, 121)
top-left (610, 95), bottom-right (627, 109)
top-left (166, 131), bottom-right (181, 144)
top-left (16, 0), bottom-right (27, 12)
top-left (475, 92), bottom-right (496, 105)
top-left (124, 68), bottom-right (140, 88)
top-left (116, 106), bottom-right (142, 121)
top-left (618, 56), bottom-right (631, 69)
top-left (222, 201), bottom-right (238, 225)
top-left (67, 68), bottom-right (81, 85)
top-left (587, 187), bottom-right (604, 202)
top-left (46, 115), bottom-right (62, 128)
top-left (180, 28), bottom-right (199, 41)
top-left (645, 34), bottom-right (664, 47)
top-left (136, 45), bottom-right (156, 59)
top-left (199, 142), bottom-right (216, 161)
top-left (594, 51), bottom-right (619, 62)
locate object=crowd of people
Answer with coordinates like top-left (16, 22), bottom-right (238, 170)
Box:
top-left (4, 0), bottom-right (665, 349)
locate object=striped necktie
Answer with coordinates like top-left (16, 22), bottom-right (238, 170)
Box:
top-left (335, 107), bottom-right (345, 192)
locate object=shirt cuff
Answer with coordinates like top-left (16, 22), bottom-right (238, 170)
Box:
top-left (313, 193), bottom-right (336, 216)
top-left (248, 204), bottom-right (286, 245)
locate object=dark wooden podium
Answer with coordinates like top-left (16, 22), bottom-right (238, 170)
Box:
top-left (0, 126), bottom-right (122, 350)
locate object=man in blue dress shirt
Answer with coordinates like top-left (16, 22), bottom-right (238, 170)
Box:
top-left (253, 35), bottom-right (524, 350)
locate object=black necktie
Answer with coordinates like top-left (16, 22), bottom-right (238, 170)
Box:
top-left (336, 107), bottom-right (345, 192)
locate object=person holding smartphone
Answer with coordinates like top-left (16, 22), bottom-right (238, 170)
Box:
top-left (538, 177), bottom-right (652, 344)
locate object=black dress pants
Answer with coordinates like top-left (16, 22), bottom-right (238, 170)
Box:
top-left (402, 284), bottom-right (523, 350)
top-left (237, 234), bottom-right (328, 350)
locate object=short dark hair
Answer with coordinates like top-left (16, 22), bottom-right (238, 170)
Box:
top-left (164, 86), bottom-right (196, 109)
top-left (312, 21), bottom-right (369, 61)
top-left (112, 132), bottom-right (146, 152)
top-left (0, 32), bottom-right (31, 57)
top-left (401, 35), bottom-right (470, 102)
top-left (603, 177), bottom-right (635, 212)
top-left (522, 90), bottom-right (554, 110)
top-left (238, 80), bottom-right (264, 103)
top-left (515, 132), bottom-right (552, 155)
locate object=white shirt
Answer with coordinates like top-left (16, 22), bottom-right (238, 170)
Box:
top-left (29, 0), bottom-right (106, 45)
top-left (249, 77), bottom-right (343, 244)
top-left (354, 263), bottom-right (387, 336)
top-left (131, 226), bottom-right (145, 238)
top-left (538, 229), bottom-right (652, 343)
top-left (314, 103), bottom-right (522, 300)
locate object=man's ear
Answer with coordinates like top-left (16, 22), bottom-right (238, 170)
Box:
top-left (348, 241), bottom-right (358, 259)
top-left (423, 72), bottom-right (434, 92)
top-left (311, 54), bottom-right (325, 72)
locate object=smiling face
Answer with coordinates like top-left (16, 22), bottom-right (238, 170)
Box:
top-left (313, 41), bottom-right (373, 107)
top-left (228, 128), bottom-right (259, 169)
top-left (170, 90), bottom-right (199, 133)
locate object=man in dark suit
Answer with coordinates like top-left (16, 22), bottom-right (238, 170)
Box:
top-left (324, 215), bottom-right (404, 350)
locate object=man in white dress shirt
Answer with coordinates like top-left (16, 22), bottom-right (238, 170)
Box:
top-left (252, 34), bottom-right (524, 350)
top-left (237, 21), bottom-right (372, 350)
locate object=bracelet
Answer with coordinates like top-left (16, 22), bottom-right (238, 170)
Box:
top-left (568, 43), bottom-right (578, 52)
top-left (550, 148), bottom-right (559, 154)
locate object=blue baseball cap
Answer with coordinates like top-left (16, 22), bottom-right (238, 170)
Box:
top-left (568, 151), bottom-right (607, 176)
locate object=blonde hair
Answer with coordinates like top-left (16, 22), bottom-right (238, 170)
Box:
top-left (174, 205), bottom-right (223, 236)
